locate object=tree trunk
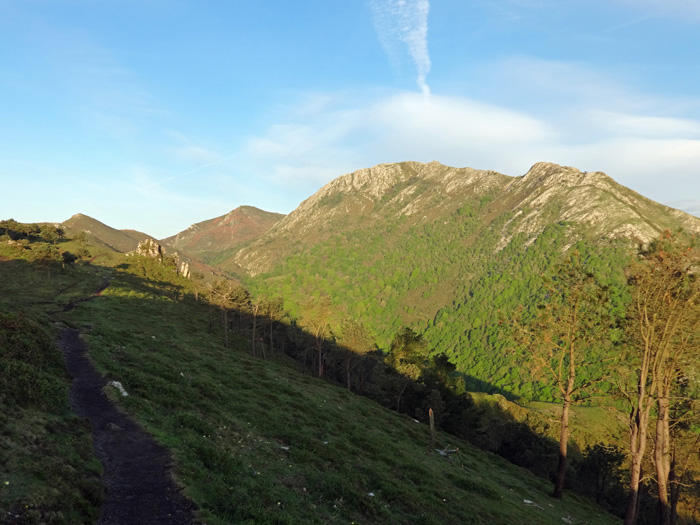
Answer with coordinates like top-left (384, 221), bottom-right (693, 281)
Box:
top-left (251, 308), bottom-right (257, 357)
top-left (317, 339), bottom-right (324, 378)
top-left (654, 394), bottom-right (672, 525)
top-left (625, 405), bottom-right (651, 525)
top-left (268, 318), bottom-right (273, 359)
top-left (553, 396), bottom-right (571, 499)
top-left (345, 354), bottom-right (351, 391)
top-left (396, 380), bottom-right (408, 413)
top-left (669, 452), bottom-right (679, 525)
top-left (222, 308), bottom-right (229, 348)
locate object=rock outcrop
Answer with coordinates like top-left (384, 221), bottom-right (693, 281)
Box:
top-left (132, 239), bottom-right (163, 259)
top-left (179, 261), bottom-right (191, 279)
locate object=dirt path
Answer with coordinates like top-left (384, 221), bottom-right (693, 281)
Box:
top-left (59, 328), bottom-right (197, 524)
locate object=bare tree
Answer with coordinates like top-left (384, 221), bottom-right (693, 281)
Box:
top-left (623, 231), bottom-right (700, 525)
top-left (515, 252), bottom-right (618, 499)
top-left (207, 280), bottom-right (250, 348)
top-left (302, 296), bottom-right (333, 378)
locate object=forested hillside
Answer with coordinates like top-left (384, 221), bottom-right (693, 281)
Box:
top-left (222, 161), bottom-right (700, 400)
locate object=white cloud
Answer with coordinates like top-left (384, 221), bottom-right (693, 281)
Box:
top-left (166, 131), bottom-right (224, 165)
top-left (370, 0), bottom-right (432, 95)
top-left (584, 111), bottom-right (700, 139)
top-left (237, 57), bottom-right (700, 219)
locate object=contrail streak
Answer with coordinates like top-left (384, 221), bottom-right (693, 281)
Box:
top-left (371, 0), bottom-right (432, 96)
top-left (143, 155), bottom-right (235, 191)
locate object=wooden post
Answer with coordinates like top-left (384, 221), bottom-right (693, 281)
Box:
top-left (429, 408), bottom-right (435, 446)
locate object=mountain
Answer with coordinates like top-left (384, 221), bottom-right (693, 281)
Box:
top-left (217, 161), bottom-right (700, 397)
top-left (61, 213), bottom-right (227, 280)
top-left (230, 161), bottom-right (700, 276)
top-left (161, 205), bottom-right (284, 267)
top-left (62, 213), bottom-right (155, 253)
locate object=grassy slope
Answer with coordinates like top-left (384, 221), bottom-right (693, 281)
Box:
top-left (0, 241), bottom-right (107, 523)
top-left (56, 254), bottom-right (620, 524)
top-left (61, 214), bottom-right (153, 253)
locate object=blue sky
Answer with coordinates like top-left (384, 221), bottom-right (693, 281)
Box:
top-left (1, 0), bottom-right (699, 238)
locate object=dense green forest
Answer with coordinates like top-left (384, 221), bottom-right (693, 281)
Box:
top-left (246, 201), bottom-right (632, 402)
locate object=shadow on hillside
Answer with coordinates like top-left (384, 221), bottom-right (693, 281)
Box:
top-left (109, 266), bottom-right (573, 489)
top-left (0, 252), bottom-right (636, 519)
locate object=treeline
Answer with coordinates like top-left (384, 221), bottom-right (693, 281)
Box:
top-left (247, 208), bottom-right (633, 401)
top-left (248, 191), bottom-right (504, 348)
top-left (0, 219), bottom-right (91, 273)
top-left (191, 273), bottom-right (641, 521)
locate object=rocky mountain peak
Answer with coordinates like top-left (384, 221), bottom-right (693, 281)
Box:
top-left (516, 162), bottom-right (610, 189)
top-left (229, 160), bottom-right (700, 277)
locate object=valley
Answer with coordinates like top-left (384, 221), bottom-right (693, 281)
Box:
top-left (1, 160), bottom-right (699, 524)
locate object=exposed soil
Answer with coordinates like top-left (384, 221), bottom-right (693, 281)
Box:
top-left (59, 328), bottom-right (197, 524)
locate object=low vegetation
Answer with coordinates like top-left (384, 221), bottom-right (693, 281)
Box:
top-left (0, 223), bottom-right (104, 524)
top-left (2, 214), bottom-right (698, 524)
top-left (0, 223), bottom-right (624, 524)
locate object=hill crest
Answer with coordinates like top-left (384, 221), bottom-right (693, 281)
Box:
top-left (229, 160), bottom-right (700, 276)
top-left (161, 205), bottom-right (284, 261)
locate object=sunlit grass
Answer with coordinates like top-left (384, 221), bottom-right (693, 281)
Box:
top-left (62, 261), bottom-right (620, 524)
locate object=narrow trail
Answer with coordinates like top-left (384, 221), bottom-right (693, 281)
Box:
top-left (58, 283), bottom-right (196, 524)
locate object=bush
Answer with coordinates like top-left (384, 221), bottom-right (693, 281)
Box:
top-left (0, 313), bottom-right (68, 413)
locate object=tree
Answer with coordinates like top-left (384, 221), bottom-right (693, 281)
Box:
top-left (255, 297), bottom-right (284, 360)
top-left (73, 231), bottom-right (91, 260)
top-left (40, 224), bottom-right (64, 244)
top-left (337, 318), bottom-right (374, 391)
top-left (29, 243), bottom-right (63, 278)
top-left (190, 271), bottom-right (205, 301)
top-left (576, 443), bottom-right (626, 507)
top-left (516, 252), bottom-right (618, 499)
top-left (385, 327), bottom-right (430, 412)
top-left (207, 280), bottom-right (250, 348)
top-left (622, 231), bottom-right (700, 525)
top-left (666, 379), bottom-right (700, 525)
top-left (302, 296), bottom-right (333, 378)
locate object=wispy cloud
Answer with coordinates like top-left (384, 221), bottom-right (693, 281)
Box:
top-left (612, 0), bottom-right (700, 20)
top-left (370, 0), bottom-right (432, 96)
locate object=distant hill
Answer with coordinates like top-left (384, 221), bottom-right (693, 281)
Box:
top-left (216, 161), bottom-right (700, 398)
top-left (62, 213), bottom-right (154, 253)
top-left (61, 213), bottom-right (228, 281)
top-left (161, 206), bottom-right (284, 267)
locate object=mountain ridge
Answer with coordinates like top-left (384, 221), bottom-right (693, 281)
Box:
top-left (61, 213), bottom-right (226, 280)
top-left (226, 161), bottom-right (700, 278)
top-left (161, 205), bottom-right (284, 266)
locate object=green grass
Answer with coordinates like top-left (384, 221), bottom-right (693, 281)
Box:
top-left (58, 257), bottom-right (620, 524)
top-left (0, 244), bottom-right (105, 523)
top-left (0, 235), bottom-right (623, 524)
